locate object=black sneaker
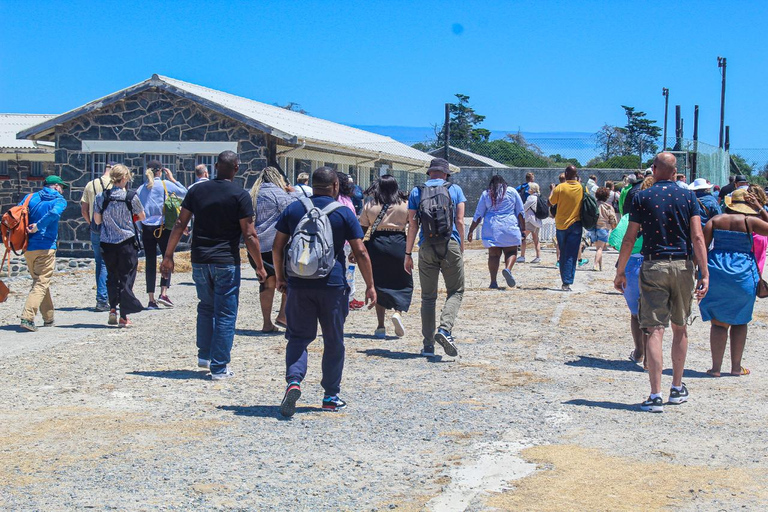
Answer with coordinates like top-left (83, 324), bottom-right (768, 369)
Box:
top-left (146, 301), bottom-right (160, 310)
top-left (640, 396), bottom-right (664, 413)
top-left (95, 302), bottom-right (110, 312)
top-left (280, 381), bottom-right (302, 418)
top-left (420, 345), bottom-right (435, 357)
top-left (668, 383), bottom-right (689, 404)
top-left (434, 329), bottom-right (458, 357)
top-left (322, 395), bottom-right (347, 412)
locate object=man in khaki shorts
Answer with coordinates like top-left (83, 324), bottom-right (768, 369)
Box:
top-left (614, 152), bottom-right (709, 413)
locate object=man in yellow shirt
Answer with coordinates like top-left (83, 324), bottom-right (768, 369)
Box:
top-left (549, 165), bottom-right (584, 291)
top-left (80, 162), bottom-right (113, 311)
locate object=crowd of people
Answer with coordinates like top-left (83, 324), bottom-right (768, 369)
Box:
top-left (11, 149), bottom-right (766, 414)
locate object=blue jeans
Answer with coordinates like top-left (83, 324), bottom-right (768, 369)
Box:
top-left (285, 286), bottom-right (349, 396)
top-left (556, 222), bottom-right (582, 285)
top-left (91, 230), bottom-right (108, 305)
top-left (192, 263), bottom-right (241, 375)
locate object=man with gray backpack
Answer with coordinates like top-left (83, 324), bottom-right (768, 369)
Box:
top-left (272, 167), bottom-right (376, 417)
top-left (405, 158), bottom-right (467, 358)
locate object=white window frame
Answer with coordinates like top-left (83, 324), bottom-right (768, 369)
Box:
top-left (144, 154), bottom-right (176, 174)
top-left (196, 154), bottom-right (216, 179)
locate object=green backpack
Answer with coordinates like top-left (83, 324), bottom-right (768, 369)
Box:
top-left (156, 180), bottom-right (182, 236)
top-left (580, 184), bottom-right (599, 230)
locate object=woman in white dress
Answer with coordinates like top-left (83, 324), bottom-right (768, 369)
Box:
top-left (519, 182), bottom-right (542, 264)
top-left (467, 175), bottom-right (527, 288)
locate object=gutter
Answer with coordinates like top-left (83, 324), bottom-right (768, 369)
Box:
top-left (276, 139), bottom-right (306, 156)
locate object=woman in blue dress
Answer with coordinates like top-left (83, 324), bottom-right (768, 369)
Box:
top-left (700, 188), bottom-right (768, 376)
top-left (467, 175), bottom-right (526, 288)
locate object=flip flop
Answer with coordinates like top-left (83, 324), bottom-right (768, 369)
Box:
top-left (705, 369), bottom-right (721, 377)
top-left (629, 352), bottom-right (642, 364)
top-left (261, 326), bottom-right (281, 334)
top-left (731, 366), bottom-right (750, 376)
top-left (275, 320), bottom-right (288, 329)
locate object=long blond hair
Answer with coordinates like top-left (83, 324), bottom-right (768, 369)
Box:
top-left (145, 169), bottom-right (157, 189)
top-left (250, 167), bottom-right (289, 209)
top-left (110, 164), bottom-right (133, 186)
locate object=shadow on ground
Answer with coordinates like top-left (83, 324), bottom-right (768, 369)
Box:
top-left (128, 370), bottom-right (207, 380)
top-left (56, 323), bottom-right (108, 329)
top-left (344, 332), bottom-right (400, 340)
top-left (217, 404), bottom-right (320, 419)
top-left (563, 399), bottom-right (642, 412)
top-left (358, 348), bottom-right (423, 360)
top-left (566, 356), bottom-right (712, 378)
top-left (235, 328), bottom-right (284, 337)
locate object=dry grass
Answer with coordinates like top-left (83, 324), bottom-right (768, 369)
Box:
top-left (487, 445), bottom-right (764, 511)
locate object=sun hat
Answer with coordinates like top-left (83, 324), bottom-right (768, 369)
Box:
top-left (688, 178), bottom-right (712, 191)
top-left (427, 157), bottom-right (450, 175)
top-left (643, 168), bottom-right (653, 177)
top-left (44, 175), bottom-right (69, 189)
top-left (724, 188), bottom-right (759, 215)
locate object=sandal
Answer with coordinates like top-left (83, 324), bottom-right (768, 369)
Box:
top-left (731, 366), bottom-right (750, 376)
top-left (261, 326), bottom-right (281, 334)
top-left (706, 369), bottom-right (721, 377)
top-left (629, 352), bottom-right (642, 364)
top-left (275, 320), bottom-right (288, 329)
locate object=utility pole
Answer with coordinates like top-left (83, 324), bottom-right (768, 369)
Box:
top-left (662, 88), bottom-right (669, 150)
top-left (444, 103), bottom-right (450, 160)
top-left (692, 105), bottom-right (699, 181)
top-left (718, 56), bottom-right (727, 148)
top-left (674, 105), bottom-right (682, 151)
top-left (725, 126), bottom-right (730, 152)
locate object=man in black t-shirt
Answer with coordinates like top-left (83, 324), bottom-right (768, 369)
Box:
top-left (162, 151), bottom-right (267, 380)
top-left (718, 174), bottom-right (736, 203)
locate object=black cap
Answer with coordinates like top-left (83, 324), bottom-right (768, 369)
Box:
top-left (427, 157), bottom-right (450, 175)
top-left (735, 174), bottom-right (748, 183)
top-left (147, 159), bottom-right (162, 170)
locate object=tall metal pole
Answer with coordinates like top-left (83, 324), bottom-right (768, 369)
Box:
top-left (662, 88), bottom-right (669, 150)
top-left (718, 56), bottom-right (727, 148)
top-left (692, 105), bottom-right (699, 181)
top-left (674, 105), bottom-right (681, 150)
top-left (444, 103), bottom-right (450, 159)
top-left (725, 126), bottom-right (730, 152)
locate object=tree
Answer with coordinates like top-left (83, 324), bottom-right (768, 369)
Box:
top-left (437, 94), bottom-right (490, 148)
top-left (594, 124), bottom-right (629, 160)
top-left (468, 139), bottom-right (552, 168)
top-left (589, 155), bottom-right (641, 169)
top-left (730, 153), bottom-right (755, 175)
top-left (549, 154), bottom-right (582, 168)
top-left (277, 102), bottom-right (308, 114)
top-left (622, 106), bottom-right (661, 165)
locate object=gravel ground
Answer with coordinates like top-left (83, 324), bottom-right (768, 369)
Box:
top-left (1, 246), bottom-right (767, 511)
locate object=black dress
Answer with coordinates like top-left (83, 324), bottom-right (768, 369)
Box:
top-left (365, 230), bottom-right (413, 312)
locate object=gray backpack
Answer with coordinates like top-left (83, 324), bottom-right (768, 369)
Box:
top-left (285, 196), bottom-right (343, 279)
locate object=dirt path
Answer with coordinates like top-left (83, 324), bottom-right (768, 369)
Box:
top-left (1, 247), bottom-right (766, 510)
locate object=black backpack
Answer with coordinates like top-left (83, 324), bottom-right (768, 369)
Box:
top-left (101, 188), bottom-right (142, 250)
top-left (534, 195), bottom-right (550, 220)
top-left (417, 183), bottom-right (454, 244)
top-left (580, 185), bottom-right (599, 230)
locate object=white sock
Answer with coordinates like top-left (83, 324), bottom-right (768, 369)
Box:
top-left (671, 385), bottom-right (683, 392)
top-left (650, 393), bottom-right (662, 400)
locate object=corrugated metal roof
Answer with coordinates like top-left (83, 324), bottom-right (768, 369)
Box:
top-left (17, 75), bottom-right (455, 171)
top-left (429, 146), bottom-right (509, 168)
top-left (1, 114), bottom-right (56, 150)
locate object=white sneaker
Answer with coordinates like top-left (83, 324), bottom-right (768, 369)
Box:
top-left (374, 327), bottom-right (386, 339)
top-left (198, 358), bottom-right (211, 369)
top-left (530, 257), bottom-right (541, 263)
top-left (391, 312), bottom-right (405, 337)
top-left (209, 367), bottom-right (234, 380)
top-left (517, 256), bottom-right (526, 263)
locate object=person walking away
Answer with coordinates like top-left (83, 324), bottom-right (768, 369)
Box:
top-left (136, 160), bottom-right (187, 309)
top-left (18, 176), bottom-right (67, 332)
top-left (586, 175), bottom-right (599, 196)
top-left (337, 171), bottom-right (365, 310)
top-left (249, 166), bottom-right (297, 332)
top-left (516, 172), bottom-right (535, 203)
top-left (519, 183), bottom-right (543, 263)
top-left (295, 172), bottom-right (313, 197)
top-left (161, 151), bottom-right (267, 380)
top-left (614, 152), bottom-right (709, 413)
top-left (80, 161), bottom-right (113, 311)
top-left (689, 178), bottom-right (721, 228)
top-left (699, 189), bottom-right (768, 377)
top-left (549, 165), bottom-right (585, 291)
top-left (93, 164), bottom-right (146, 328)
top-left (605, 181), bottom-right (620, 214)
top-left (747, 184), bottom-right (768, 274)
top-left (467, 175), bottom-right (526, 288)
top-left (718, 174), bottom-right (736, 204)
top-left (676, 174), bottom-right (689, 189)
top-left (188, 164), bottom-right (209, 189)
top-left (272, 167), bottom-right (376, 415)
top-left (349, 175), bottom-right (364, 216)
top-left (589, 187), bottom-right (618, 271)
top-left (405, 158), bottom-right (466, 357)
top-left (359, 175), bottom-right (413, 339)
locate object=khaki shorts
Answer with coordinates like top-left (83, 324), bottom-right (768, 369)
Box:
top-left (638, 259), bottom-right (695, 328)
top-left (525, 221), bottom-right (540, 234)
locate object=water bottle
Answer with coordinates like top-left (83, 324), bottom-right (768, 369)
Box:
top-left (346, 264), bottom-right (356, 296)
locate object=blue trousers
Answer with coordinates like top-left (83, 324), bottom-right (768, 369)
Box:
top-left (285, 286), bottom-right (349, 396)
top-left (556, 222), bottom-right (582, 285)
top-left (192, 264), bottom-right (240, 375)
top-left (90, 230), bottom-right (108, 305)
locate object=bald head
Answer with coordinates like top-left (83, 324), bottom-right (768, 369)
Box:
top-left (564, 165), bottom-right (578, 180)
top-left (652, 152), bottom-right (677, 180)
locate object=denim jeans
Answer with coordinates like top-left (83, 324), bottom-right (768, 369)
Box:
top-left (192, 263), bottom-right (241, 375)
top-left (556, 221), bottom-right (582, 285)
top-left (91, 230), bottom-right (108, 305)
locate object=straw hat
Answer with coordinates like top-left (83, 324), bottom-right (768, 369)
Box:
top-left (724, 188), bottom-right (759, 215)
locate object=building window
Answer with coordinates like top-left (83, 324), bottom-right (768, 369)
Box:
top-left (91, 153), bottom-right (124, 178)
top-left (31, 161), bottom-right (44, 177)
top-left (0, 160), bottom-right (8, 176)
top-left (196, 155), bottom-right (216, 178)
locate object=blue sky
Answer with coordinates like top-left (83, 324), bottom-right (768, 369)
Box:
top-left (1, 0), bottom-right (766, 150)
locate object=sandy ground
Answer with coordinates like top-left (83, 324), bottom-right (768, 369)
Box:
top-left (1, 245), bottom-right (767, 511)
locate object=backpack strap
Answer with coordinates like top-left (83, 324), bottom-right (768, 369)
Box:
top-left (320, 201), bottom-right (344, 215)
top-left (298, 196), bottom-right (314, 213)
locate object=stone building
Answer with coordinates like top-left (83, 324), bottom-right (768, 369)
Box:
top-left (18, 74), bottom-right (448, 255)
top-left (0, 114), bottom-right (56, 213)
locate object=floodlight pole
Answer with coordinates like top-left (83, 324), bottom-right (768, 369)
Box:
top-left (444, 103), bottom-right (450, 159)
top-left (692, 105), bottom-right (699, 180)
top-left (718, 56), bottom-right (727, 149)
top-left (662, 88), bottom-right (669, 150)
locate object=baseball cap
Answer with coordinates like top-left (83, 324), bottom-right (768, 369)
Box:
top-left (44, 175), bottom-right (69, 189)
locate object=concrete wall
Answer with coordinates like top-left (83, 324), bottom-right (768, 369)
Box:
top-left (450, 167), bottom-right (634, 215)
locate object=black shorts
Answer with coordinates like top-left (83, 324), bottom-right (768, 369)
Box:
top-left (248, 251), bottom-right (276, 292)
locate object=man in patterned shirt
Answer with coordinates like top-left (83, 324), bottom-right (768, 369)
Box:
top-left (614, 152), bottom-right (709, 413)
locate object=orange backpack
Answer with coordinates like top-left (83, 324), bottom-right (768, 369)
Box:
top-left (1, 193), bottom-right (33, 276)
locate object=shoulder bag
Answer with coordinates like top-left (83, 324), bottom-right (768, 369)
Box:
top-left (363, 204), bottom-right (389, 243)
top-left (744, 216), bottom-right (768, 298)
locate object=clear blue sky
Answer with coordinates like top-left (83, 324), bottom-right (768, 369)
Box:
top-left (1, 0), bottom-right (765, 149)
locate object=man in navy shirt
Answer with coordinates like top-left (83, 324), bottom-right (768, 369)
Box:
top-left (273, 167), bottom-right (376, 416)
top-left (614, 152), bottom-right (709, 413)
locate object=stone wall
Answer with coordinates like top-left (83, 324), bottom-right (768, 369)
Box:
top-left (0, 158), bottom-right (55, 216)
top-left (3, 255), bottom-right (93, 278)
top-left (450, 167), bottom-right (635, 215)
top-left (53, 88), bottom-right (270, 254)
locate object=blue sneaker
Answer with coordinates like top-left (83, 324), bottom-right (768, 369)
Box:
top-left (502, 268), bottom-right (516, 287)
top-left (322, 395), bottom-right (347, 412)
top-left (280, 381), bottom-right (302, 417)
top-left (434, 329), bottom-right (458, 357)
